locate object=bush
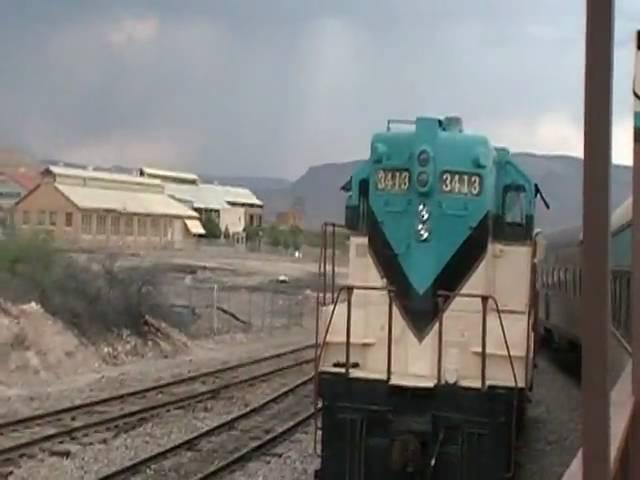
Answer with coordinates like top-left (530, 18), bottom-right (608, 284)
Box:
top-left (245, 225), bottom-right (262, 243)
top-left (265, 224), bottom-right (282, 247)
top-left (0, 235), bottom-right (168, 342)
top-left (202, 213), bottom-right (222, 239)
top-left (289, 225), bottom-right (303, 251)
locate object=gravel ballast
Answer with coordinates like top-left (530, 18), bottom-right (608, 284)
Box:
top-left (8, 366), bottom-right (313, 480)
top-left (223, 348), bottom-right (582, 480)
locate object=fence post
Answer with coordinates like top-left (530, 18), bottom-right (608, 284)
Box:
top-left (212, 283), bottom-right (218, 335)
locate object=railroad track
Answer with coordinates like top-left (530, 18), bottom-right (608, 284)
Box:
top-left (0, 344), bottom-right (314, 466)
top-left (98, 375), bottom-right (315, 480)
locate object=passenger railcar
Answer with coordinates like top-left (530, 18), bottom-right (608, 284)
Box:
top-left (314, 116), bottom-right (544, 479)
top-left (537, 199), bottom-right (633, 350)
top-left (538, 36), bottom-right (638, 352)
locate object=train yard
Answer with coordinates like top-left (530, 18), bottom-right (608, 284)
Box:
top-left (0, 338), bottom-right (601, 480)
top-left (1, 139), bottom-right (635, 479)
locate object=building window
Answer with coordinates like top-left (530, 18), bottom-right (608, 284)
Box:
top-left (22, 210), bottom-right (30, 225)
top-left (37, 210), bottom-right (46, 226)
top-left (65, 212), bottom-right (73, 228)
top-left (257, 215), bottom-right (262, 226)
top-left (81, 214), bottom-right (92, 234)
top-left (124, 216), bottom-right (134, 236)
top-left (110, 215), bottom-right (121, 236)
top-left (249, 214), bottom-right (255, 227)
top-left (163, 219), bottom-right (170, 239)
top-left (137, 217), bottom-right (147, 236)
top-left (150, 217), bottom-right (160, 236)
top-left (96, 215), bottom-right (107, 235)
top-left (49, 211), bottom-right (57, 227)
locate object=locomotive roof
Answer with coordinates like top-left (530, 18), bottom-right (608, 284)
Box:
top-left (543, 224), bottom-right (582, 249)
top-left (611, 196), bottom-right (631, 235)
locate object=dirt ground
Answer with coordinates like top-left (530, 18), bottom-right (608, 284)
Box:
top-left (0, 245), bottom-right (347, 420)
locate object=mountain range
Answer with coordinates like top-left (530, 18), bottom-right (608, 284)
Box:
top-left (248, 153), bottom-right (633, 231)
top-left (2, 148), bottom-right (631, 232)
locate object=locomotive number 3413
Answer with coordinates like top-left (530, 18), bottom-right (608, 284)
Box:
top-left (375, 169), bottom-right (410, 192)
top-left (440, 171), bottom-right (482, 196)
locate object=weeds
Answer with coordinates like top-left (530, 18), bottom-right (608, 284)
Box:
top-left (0, 234), bottom-right (168, 342)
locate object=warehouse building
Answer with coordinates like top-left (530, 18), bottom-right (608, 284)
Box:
top-left (13, 166), bottom-right (204, 249)
top-left (164, 182), bottom-right (246, 244)
top-left (138, 166), bottom-right (264, 233)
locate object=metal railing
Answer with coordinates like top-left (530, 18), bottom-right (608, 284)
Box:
top-left (311, 224), bottom-right (531, 474)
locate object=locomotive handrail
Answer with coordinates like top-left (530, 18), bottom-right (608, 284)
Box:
top-left (386, 118), bottom-right (416, 131)
top-left (436, 290), bottom-right (520, 479)
top-left (312, 283), bottom-right (395, 455)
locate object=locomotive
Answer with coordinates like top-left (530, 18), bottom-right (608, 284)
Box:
top-left (314, 116), bottom-right (544, 479)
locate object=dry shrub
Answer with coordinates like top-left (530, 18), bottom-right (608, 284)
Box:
top-left (0, 235), bottom-right (169, 342)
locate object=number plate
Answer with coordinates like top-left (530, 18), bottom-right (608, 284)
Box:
top-left (440, 171), bottom-right (482, 196)
top-left (375, 169), bottom-right (410, 192)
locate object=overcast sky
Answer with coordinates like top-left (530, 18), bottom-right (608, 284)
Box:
top-left (0, 1), bottom-right (638, 179)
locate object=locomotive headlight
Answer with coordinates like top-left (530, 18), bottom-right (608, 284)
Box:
top-left (417, 149), bottom-right (430, 167)
top-left (416, 171), bottom-right (429, 188)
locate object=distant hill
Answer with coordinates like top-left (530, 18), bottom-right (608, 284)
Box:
top-left (28, 151), bottom-right (634, 232)
top-left (251, 153), bottom-right (632, 231)
top-left (201, 175), bottom-right (292, 192)
top-left (0, 148), bottom-right (37, 169)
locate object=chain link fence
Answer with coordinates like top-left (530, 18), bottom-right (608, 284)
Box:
top-left (161, 275), bottom-right (315, 337)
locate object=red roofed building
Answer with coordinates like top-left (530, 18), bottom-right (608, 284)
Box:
top-left (0, 168), bottom-right (41, 231)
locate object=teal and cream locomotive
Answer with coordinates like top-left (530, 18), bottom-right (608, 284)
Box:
top-left (315, 116), bottom-right (543, 479)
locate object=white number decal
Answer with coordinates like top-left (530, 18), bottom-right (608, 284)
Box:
top-left (400, 171), bottom-right (410, 190)
top-left (441, 171), bottom-right (481, 196)
top-left (470, 176), bottom-right (481, 195)
top-left (442, 173), bottom-right (452, 192)
top-left (376, 170), bottom-right (410, 192)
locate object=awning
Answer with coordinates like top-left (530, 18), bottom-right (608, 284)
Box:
top-left (184, 218), bottom-right (206, 236)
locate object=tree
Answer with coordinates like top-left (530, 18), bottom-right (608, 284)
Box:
top-left (288, 225), bottom-right (303, 250)
top-left (244, 225), bottom-right (262, 243)
top-left (202, 213), bottom-right (222, 239)
top-left (265, 224), bottom-right (282, 247)
top-left (281, 233), bottom-right (291, 250)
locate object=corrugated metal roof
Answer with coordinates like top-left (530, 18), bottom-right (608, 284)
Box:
top-left (220, 185), bottom-right (263, 206)
top-left (0, 169), bottom-right (40, 191)
top-left (184, 218), bottom-right (206, 235)
top-left (139, 167), bottom-right (200, 184)
top-left (46, 165), bottom-right (162, 187)
top-left (611, 196), bottom-right (631, 234)
top-left (165, 183), bottom-right (229, 210)
top-left (56, 184), bottom-right (198, 218)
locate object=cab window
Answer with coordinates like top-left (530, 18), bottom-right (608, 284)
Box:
top-left (504, 188), bottom-right (526, 225)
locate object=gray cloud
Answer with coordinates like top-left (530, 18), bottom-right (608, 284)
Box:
top-left (0, 0), bottom-right (638, 179)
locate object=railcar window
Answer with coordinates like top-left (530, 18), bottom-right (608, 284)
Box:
top-left (569, 268), bottom-right (574, 294)
top-left (504, 189), bottom-right (526, 225)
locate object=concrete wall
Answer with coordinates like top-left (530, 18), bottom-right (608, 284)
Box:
top-left (220, 207), bottom-right (245, 234)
